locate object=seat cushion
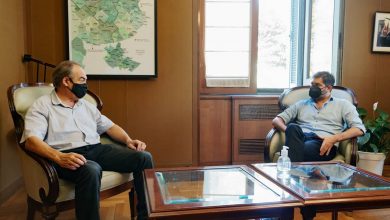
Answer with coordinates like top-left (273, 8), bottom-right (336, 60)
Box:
top-left (57, 171), bottom-right (133, 202)
top-left (332, 153), bottom-right (345, 163)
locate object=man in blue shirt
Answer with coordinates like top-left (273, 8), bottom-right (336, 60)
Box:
top-left (272, 71), bottom-right (366, 162)
top-left (22, 61), bottom-right (153, 220)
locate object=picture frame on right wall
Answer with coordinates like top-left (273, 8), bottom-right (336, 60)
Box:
top-left (372, 12), bottom-right (390, 53)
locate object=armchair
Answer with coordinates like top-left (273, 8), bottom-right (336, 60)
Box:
top-left (7, 83), bottom-right (136, 220)
top-left (264, 86), bottom-right (358, 166)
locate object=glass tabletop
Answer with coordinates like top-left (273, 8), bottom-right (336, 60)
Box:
top-left (252, 163), bottom-right (390, 195)
top-left (155, 166), bottom-right (292, 205)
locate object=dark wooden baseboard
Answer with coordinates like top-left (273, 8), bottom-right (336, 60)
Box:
top-left (0, 177), bottom-right (23, 205)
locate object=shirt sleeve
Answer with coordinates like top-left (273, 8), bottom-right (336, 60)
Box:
top-left (20, 99), bottom-right (49, 143)
top-left (277, 101), bottom-right (300, 124)
top-left (93, 109), bottom-right (114, 135)
top-left (342, 101), bottom-right (366, 133)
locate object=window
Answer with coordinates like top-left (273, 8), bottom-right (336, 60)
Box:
top-left (199, 0), bottom-right (344, 93)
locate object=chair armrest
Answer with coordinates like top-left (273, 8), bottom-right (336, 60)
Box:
top-left (338, 137), bottom-right (357, 166)
top-left (350, 137), bottom-right (357, 166)
top-left (264, 128), bottom-right (285, 162)
top-left (100, 133), bottom-right (126, 147)
top-left (333, 138), bottom-right (357, 166)
top-left (18, 144), bottom-right (59, 204)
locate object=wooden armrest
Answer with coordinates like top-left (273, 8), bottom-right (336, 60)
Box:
top-left (350, 137), bottom-right (357, 166)
top-left (264, 128), bottom-right (277, 162)
top-left (20, 143), bottom-right (59, 204)
top-left (337, 137), bottom-right (357, 166)
top-left (264, 127), bottom-right (286, 163)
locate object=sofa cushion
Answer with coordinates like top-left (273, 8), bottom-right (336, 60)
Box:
top-left (57, 171), bottom-right (133, 202)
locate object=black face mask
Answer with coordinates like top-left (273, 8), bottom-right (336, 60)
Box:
top-left (69, 79), bottom-right (88, 98)
top-left (309, 86), bottom-right (324, 99)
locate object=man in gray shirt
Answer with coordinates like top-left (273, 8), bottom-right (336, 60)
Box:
top-left (21, 61), bottom-right (153, 220)
top-left (272, 71), bottom-right (366, 162)
top-left (272, 71), bottom-right (365, 220)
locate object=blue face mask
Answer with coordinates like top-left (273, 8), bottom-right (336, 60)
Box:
top-left (69, 78), bottom-right (88, 98)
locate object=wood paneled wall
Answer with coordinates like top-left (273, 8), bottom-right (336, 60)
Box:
top-left (0, 0), bottom-right (26, 201)
top-left (25, 0), bottom-right (194, 167)
top-left (343, 0), bottom-right (390, 164)
top-left (343, 0), bottom-right (390, 114)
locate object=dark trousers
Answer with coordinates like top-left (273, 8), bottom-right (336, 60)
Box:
top-left (285, 123), bottom-right (337, 220)
top-left (55, 144), bottom-right (153, 220)
top-left (285, 123), bottom-right (337, 162)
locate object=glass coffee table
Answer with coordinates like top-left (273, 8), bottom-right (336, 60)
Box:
top-left (251, 161), bottom-right (390, 220)
top-left (143, 165), bottom-right (302, 219)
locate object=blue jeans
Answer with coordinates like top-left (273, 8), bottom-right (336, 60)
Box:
top-left (55, 143), bottom-right (153, 220)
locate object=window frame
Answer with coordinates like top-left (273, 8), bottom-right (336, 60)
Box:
top-left (198, 0), bottom-right (344, 94)
top-left (302, 0), bottom-right (344, 86)
top-left (198, 0), bottom-right (258, 94)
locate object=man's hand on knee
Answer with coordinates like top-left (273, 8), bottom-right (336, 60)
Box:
top-left (127, 139), bottom-right (147, 151)
top-left (56, 152), bottom-right (87, 170)
top-left (319, 135), bottom-right (338, 156)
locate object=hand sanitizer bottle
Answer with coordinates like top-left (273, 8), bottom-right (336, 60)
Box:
top-left (277, 146), bottom-right (291, 179)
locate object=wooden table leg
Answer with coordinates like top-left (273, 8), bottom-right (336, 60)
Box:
top-left (280, 208), bottom-right (294, 220)
top-left (332, 210), bottom-right (338, 220)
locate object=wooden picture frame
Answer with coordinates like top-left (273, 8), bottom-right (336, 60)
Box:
top-left (372, 12), bottom-right (390, 53)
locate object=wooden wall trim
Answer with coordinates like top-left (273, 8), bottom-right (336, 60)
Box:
top-left (200, 94), bottom-right (279, 100)
top-left (200, 95), bottom-right (231, 100)
top-left (231, 95), bottom-right (279, 100)
top-left (193, 0), bottom-right (199, 166)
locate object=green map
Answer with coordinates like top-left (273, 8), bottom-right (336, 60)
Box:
top-left (105, 43), bottom-right (140, 71)
top-left (69, 0), bottom-right (147, 71)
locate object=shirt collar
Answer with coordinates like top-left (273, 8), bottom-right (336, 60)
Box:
top-left (309, 96), bottom-right (334, 109)
top-left (50, 90), bottom-right (82, 108)
top-left (50, 90), bottom-right (61, 105)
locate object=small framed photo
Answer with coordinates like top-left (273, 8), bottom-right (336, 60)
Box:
top-left (67, 0), bottom-right (157, 78)
top-left (372, 12), bottom-right (390, 53)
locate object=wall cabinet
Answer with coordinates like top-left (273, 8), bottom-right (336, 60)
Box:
top-left (199, 96), bottom-right (232, 165)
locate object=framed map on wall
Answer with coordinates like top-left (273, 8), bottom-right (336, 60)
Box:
top-left (67, 0), bottom-right (157, 78)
